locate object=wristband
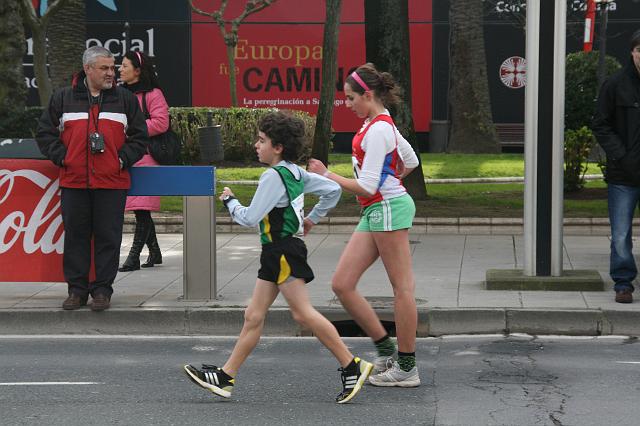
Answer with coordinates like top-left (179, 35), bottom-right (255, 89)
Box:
top-left (222, 194), bottom-right (236, 207)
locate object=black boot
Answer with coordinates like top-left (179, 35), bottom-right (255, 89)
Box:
top-left (141, 219), bottom-right (162, 268)
top-left (118, 211), bottom-right (151, 272)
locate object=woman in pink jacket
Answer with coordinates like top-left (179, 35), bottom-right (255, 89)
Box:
top-left (118, 51), bottom-right (169, 272)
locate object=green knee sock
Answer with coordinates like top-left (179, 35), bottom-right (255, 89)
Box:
top-left (374, 335), bottom-right (396, 357)
top-left (398, 351), bottom-right (416, 372)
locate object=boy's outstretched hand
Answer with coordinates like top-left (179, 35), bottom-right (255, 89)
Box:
top-left (219, 186), bottom-right (235, 201)
top-left (307, 158), bottom-right (328, 177)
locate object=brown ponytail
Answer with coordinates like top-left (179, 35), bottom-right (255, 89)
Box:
top-left (345, 63), bottom-right (402, 107)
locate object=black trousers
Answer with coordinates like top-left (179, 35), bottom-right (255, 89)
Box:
top-left (60, 188), bottom-right (127, 297)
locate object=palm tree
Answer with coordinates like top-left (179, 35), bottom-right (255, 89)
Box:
top-left (0, 0), bottom-right (26, 123)
top-left (447, 0), bottom-right (499, 153)
top-left (48, 0), bottom-right (85, 90)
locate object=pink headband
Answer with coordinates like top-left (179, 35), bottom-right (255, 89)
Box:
top-left (350, 71), bottom-right (370, 92)
top-left (135, 51), bottom-right (143, 66)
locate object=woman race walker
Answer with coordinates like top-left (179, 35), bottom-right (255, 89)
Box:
top-left (183, 111), bottom-right (373, 403)
top-left (308, 63), bottom-right (421, 387)
top-left (118, 51), bottom-right (167, 272)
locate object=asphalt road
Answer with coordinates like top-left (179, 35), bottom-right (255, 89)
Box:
top-left (0, 335), bottom-right (638, 425)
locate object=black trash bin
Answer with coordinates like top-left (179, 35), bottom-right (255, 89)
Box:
top-left (198, 125), bottom-right (224, 163)
top-left (428, 120), bottom-right (449, 153)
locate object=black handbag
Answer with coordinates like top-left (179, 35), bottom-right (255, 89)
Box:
top-left (141, 92), bottom-right (181, 165)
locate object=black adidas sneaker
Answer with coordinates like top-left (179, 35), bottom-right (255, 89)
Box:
top-left (335, 357), bottom-right (373, 404)
top-left (183, 364), bottom-right (234, 398)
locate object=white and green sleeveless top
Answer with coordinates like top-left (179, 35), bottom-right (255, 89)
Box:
top-left (259, 165), bottom-right (304, 244)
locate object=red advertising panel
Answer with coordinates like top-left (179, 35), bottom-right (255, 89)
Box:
top-left (0, 160), bottom-right (65, 282)
top-left (191, 0), bottom-right (432, 132)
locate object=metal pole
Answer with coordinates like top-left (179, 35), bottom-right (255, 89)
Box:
top-left (535, 0), bottom-right (555, 276)
top-left (183, 195), bottom-right (218, 300)
top-left (597, 1), bottom-right (610, 88)
top-left (524, 0), bottom-right (540, 276)
top-left (551, 0), bottom-right (567, 276)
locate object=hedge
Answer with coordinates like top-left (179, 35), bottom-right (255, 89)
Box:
top-left (0, 107), bottom-right (42, 138)
top-left (169, 107), bottom-right (316, 164)
top-left (565, 51), bottom-right (621, 131)
top-left (0, 106), bottom-right (317, 165)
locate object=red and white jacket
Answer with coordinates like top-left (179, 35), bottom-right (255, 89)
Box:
top-left (36, 71), bottom-right (148, 190)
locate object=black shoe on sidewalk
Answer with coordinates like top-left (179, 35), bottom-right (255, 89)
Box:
top-left (615, 290), bottom-right (633, 304)
top-left (62, 293), bottom-right (87, 310)
top-left (91, 294), bottom-right (111, 311)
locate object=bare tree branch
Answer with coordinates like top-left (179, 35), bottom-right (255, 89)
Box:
top-left (41, 0), bottom-right (68, 26)
top-left (18, 0), bottom-right (38, 27)
top-left (20, 0), bottom-right (69, 28)
top-left (236, 0), bottom-right (274, 23)
top-left (187, 0), bottom-right (215, 18)
top-left (186, 0), bottom-right (277, 106)
top-left (18, 0), bottom-right (70, 105)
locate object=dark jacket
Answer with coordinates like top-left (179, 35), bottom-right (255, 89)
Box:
top-left (36, 71), bottom-right (148, 189)
top-left (592, 59), bottom-right (640, 186)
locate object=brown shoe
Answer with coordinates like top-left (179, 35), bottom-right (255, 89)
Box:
top-left (62, 293), bottom-right (87, 310)
top-left (615, 290), bottom-right (633, 304)
top-left (91, 294), bottom-right (111, 311)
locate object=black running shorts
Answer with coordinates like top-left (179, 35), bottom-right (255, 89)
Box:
top-left (258, 237), bottom-right (314, 285)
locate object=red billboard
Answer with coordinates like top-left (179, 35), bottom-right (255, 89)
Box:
top-left (190, 0), bottom-right (432, 132)
top-left (0, 160), bottom-right (65, 282)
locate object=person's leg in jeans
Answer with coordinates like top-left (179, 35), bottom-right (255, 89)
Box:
top-left (90, 189), bottom-right (127, 298)
top-left (60, 188), bottom-right (92, 299)
top-left (608, 183), bottom-right (640, 292)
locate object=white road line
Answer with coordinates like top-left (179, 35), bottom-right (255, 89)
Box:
top-left (0, 334), bottom-right (634, 341)
top-left (616, 361), bottom-right (640, 365)
top-left (0, 382), bottom-right (102, 386)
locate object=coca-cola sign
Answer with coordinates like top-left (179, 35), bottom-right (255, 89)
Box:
top-left (0, 160), bottom-right (65, 282)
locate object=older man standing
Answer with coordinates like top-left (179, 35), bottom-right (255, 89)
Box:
top-left (36, 46), bottom-right (148, 311)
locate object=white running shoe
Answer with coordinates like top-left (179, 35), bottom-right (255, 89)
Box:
top-left (373, 354), bottom-right (396, 374)
top-left (368, 361), bottom-right (420, 387)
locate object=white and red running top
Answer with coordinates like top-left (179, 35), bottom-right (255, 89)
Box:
top-left (351, 111), bottom-right (419, 207)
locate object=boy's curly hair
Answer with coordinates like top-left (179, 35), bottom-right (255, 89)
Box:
top-left (258, 111), bottom-right (306, 162)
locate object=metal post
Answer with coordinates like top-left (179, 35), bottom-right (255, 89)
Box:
top-left (551, 0), bottom-right (567, 276)
top-left (524, 0), bottom-right (540, 276)
top-left (183, 195), bottom-right (217, 300)
top-left (535, 0), bottom-right (555, 276)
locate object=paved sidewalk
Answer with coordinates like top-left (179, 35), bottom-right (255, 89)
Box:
top-left (1, 232), bottom-right (639, 336)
